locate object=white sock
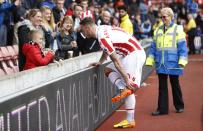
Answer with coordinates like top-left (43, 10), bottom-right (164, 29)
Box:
top-left (126, 112), bottom-right (134, 122)
top-left (108, 72), bottom-right (126, 90)
top-left (125, 94), bottom-right (136, 122)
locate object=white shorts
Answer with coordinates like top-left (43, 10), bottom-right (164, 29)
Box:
top-left (106, 50), bottom-right (146, 87)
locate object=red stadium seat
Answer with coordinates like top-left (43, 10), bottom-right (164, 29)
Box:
top-left (1, 61), bottom-right (14, 75)
top-left (7, 46), bottom-right (16, 59)
top-left (0, 47), bottom-right (11, 60)
top-left (12, 44), bottom-right (19, 56)
top-left (0, 50), bottom-right (3, 61)
top-left (12, 66), bottom-right (19, 73)
top-left (0, 68), bottom-right (6, 77)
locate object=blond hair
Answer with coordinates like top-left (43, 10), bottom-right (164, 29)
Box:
top-left (29, 30), bottom-right (43, 41)
top-left (161, 7), bottom-right (174, 19)
top-left (40, 6), bottom-right (55, 30)
top-left (26, 9), bottom-right (41, 20)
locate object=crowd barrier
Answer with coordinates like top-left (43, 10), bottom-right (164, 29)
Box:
top-left (0, 39), bottom-right (153, 131)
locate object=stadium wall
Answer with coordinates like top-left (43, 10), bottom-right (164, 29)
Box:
top-left (0, 39), bottom-right (153, 131)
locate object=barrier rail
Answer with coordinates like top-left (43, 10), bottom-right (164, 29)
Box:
top-left (0, 39), bottom-right (153, 131)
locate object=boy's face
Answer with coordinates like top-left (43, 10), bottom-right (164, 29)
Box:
top-left (32, 33), bottom-right (44, 48)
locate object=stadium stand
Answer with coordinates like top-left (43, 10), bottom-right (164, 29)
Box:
top-left (0, 68), bottom-right (5, 76)
top-left (0, 45), bottom-right (19, 75)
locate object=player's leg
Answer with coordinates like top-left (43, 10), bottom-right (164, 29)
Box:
top-left (105, 63), bottom-right (134, 103)
top-left (113, 93), bottom-right (136, 128)
top-left (113, 50), bottom-right (146, 128)
top-left (104, 66), bottom-right (126, 90)
top-left (112, 51), bottom-right (146, 103)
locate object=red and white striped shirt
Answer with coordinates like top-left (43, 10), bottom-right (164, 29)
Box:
top-left (96, 25), bottom-right (143, 57)
top-left (81, 10), bottom-right (94, 20)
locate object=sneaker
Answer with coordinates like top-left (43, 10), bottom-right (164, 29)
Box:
top-left (111, 88), bottom-right (134, 103)
top-left (113, 119), bottom-right (135, 128)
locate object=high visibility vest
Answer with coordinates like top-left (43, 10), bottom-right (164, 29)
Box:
top-left (154, 24), bottom-right (180, 50)
top-left (146, 23), bottom-right (188, 70)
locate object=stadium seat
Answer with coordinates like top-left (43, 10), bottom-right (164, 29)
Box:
top-left (7, 59), bottom-right (15, 67)
top-left (0, 47), bottom-right (11, 60)
top-left (12, 44), bottom-right (19, 56)
top-left (0, 68), bottom-right (6, 77)
top-left (0, 61), bottom-right (14, 75)
top-left (0, 50), bottom-right (3, 61)
top-left (7, 46), bottom-right (16, 59)
top-left (12, 66), bottom-right (19, 73)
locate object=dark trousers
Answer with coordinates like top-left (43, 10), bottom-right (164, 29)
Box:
top-left (188, 35), bottom-right (196, 54)
top-left (157, 74), bottom-right (184, 113)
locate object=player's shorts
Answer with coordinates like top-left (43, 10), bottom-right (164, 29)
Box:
top-left (106, 50), bottom-right (146, 87)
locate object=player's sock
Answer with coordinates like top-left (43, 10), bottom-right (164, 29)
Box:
top-left (125, 94), bottom-right (136, 122)
top-left (126, 112), bottom-right (134, 122)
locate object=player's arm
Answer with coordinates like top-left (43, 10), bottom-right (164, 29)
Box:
top-left (109, 52), bottom-right (133, 89)
top-left (89, 51), bottom-right (108, 66)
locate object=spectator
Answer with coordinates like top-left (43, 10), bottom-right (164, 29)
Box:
top-left (55, 16), bottom-right (77, 60)
top-left (65, 1), bottom-right (77, 16)
top-left (0, 0), bottom-right (20, 46)
top-left (115, 0), bottom-right (125, 8)
top-left (72, 4), bottom-right (83, 32)
top-left (128, 0), bottom-right (139, 18)
top-left (133, 14), bottom-right (142, 39)
top-left (187, 0), bottom-right (198, 18)
top-left (75, 0), bottom-right (100, 55)
top-left (21, 0), bottom-right (42, 9)
top-left (71, 4), bottom-right (83, 56)
top-left (111, 16), bottom-right (119, 27)
top-left (148, 5), bottom-right (156, 26)
top-left (106, 0), bottom-right (115, 15)
top-left (169, 0), bottom-right (179, 17)
top-left (80, 0), bottom-right (94, 20)
top-left (40, 0), bottom-right (56, 9)
top-left (40, 6), bottom-right (57, 49)
top-left (23, 30), bottom-right (54, 70)
top-left (118, 6), bottom-right (133, 35)
top-left (177, 0), bottom-right (187, 20)
top-left (140, 18), bottom-right (151, 39)
top-left (185, 13), bottom-right (197, 54)
top-left (195, 9), bottom-right (203, 33)
top-left (12, 0), bottom-right (27, 24)
top-left (146, 7), bottom-right (188, 116)
top-left (96, 10), bottom-right (111, 25)
top-left (152, 11), bottom-right (163, 34)
top-left (17, 9), bottom-right (43, 71)
top-left (93, 4), bottom-right (101, 22)
top-left (53, 0), bottom-right (66, 24)
top-left (139, 0), bottom-right (148, 22)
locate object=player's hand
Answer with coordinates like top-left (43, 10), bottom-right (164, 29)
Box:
top-left (88, 62), bottom-right (101, 67)
top-left (124, 77), bottom-right (134, 90)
